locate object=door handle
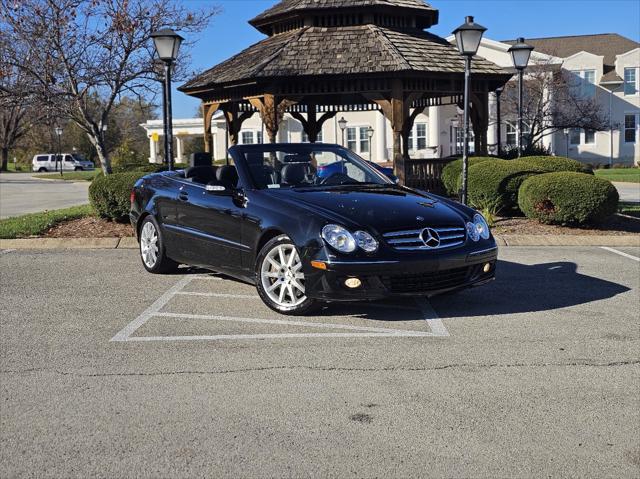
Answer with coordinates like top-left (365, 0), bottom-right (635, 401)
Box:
top-left (179, 192), bottom-right (189, 201)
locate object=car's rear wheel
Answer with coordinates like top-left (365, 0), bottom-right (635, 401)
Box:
top-left (256, 235), bottom-right (318, 315)
top-left (139, 216), bottom-right (179, 274)
top-left (38, 167), bottom-right (47, 172)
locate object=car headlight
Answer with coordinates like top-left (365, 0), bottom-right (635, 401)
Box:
top-left (322, 224), bottom-right (357, 253)
top-left (466, 214), bottom-right (491, 242)
top-left (353, 230), bottom-right (378, 253)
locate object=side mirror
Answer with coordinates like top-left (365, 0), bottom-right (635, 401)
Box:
top-left (205, 184), bottom-right (228, 194)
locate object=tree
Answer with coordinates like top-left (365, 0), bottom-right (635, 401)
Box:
top-left (499, 59), bottom-right (609, 152)
top-left (0, 0), bottom-right (217, 174)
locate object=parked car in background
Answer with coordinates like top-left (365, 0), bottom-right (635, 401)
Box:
top-left (131, 143), bottom-right (497, 315)
top-left (32, 153), bottom-right (95, 172)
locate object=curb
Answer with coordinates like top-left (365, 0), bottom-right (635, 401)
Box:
top-left (1, 235), bottom-right (638, 250)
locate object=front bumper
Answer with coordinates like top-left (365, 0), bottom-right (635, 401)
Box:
top-left (303, 243), bottom-right (498, 301)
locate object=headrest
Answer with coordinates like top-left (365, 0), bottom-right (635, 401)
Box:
top-left (185, 165), bottom-right (217, 182)
top-left (281, 163), bottom-right (307, 186)
top-left (216, 165), bottom-right (239, 187)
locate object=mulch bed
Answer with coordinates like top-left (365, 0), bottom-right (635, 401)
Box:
top-left (44, 216), bottom-right (134, 238)
top-left (43, 214), bottom-right (640, 239)
top-left (492, 215), bottom-right (640, 236)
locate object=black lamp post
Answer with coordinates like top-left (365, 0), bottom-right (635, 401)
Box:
top-left (151, 28), bottom-right (184, 171)
top-left (338, 117), bottom-right (348, 147)
top-left (367, 126), bottom-right (374, 161)
top-left (508, 37), bottom-right (535, 157)
top-left (54, 126), bottom-right (63, 177)
top-left (453, 16), bottom-right (486, 205)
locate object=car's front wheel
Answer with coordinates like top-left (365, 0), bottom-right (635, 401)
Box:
top-left (256, 235), bottom-right (318, 315)
top-left (139, 216), bottom-right (179, 274)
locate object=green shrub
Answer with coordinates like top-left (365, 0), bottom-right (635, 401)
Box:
top-left (520, 155), bottom-right (592, 174)
top-left (89, 171), bottom-right (148, 221)
top-left (441, 157), bottom-right (494, 196)
top-left (467, 159), bottom-right (542, 213)
top-left (518, 172), bottom-right (619, 225)
top-left (111, 140), bottom-right (149, 173)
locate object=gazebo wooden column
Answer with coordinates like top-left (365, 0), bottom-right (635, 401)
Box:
top-left (249, 95), bottom-right (297, 143)
top-left (470, 92), bottom-right (489, 155)
top-left (202, 102), bottom-right (220, 154)
top-left (289, 104), bottom-right (337, 143)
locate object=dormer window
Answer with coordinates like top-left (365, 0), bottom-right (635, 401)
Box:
top-left (569, 70), bottom-right (596, 98)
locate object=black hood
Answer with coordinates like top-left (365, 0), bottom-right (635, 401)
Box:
top-left (270, 185), bottom-right (468, 233)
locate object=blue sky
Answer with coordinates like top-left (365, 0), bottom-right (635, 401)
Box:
top-left (173, 0), bottom-right (640, 118)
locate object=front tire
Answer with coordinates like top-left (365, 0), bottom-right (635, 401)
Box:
top-left (255, 235), bottom-right (318, 315)
top-left (74, 166), bottom-right (83, 171)
top-left (139, 216), bottom-right (179, 274)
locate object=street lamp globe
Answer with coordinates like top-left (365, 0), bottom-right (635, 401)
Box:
top-left (452, 16), bottom-right (487, 57)
top-left (367, 126), bottom-right (374, 140)
top-left (54, 126), bottom-right (63, 137)
top-left (150, 28), bottom-right (184, 63)
top-left (508, 37), bottom-right (535, 70)
top-left (338, 117), bottom-right (348, 131)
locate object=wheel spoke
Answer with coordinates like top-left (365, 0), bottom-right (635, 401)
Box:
top-left (286, 284), bottom-right (296, 302)
top-left (267, 257), bottom-right (281, 271)
top-left (278, 283), bottom-right (286, 303)
top-left (267, 281), bottom-right (280, 292)
top-left (291, 278), bottom-right (305, 294)
top-left (278, 246), bottom-right (286, 266)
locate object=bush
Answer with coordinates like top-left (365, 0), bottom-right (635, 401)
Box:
top-left (441, 157), bottom-right (494, 196)
top-left (520, 155), bottom-right (592, 174)
top-left (89, 171), bottom-right (148, 221)
top-left (111, 140), bottom-right (148, 173)
top-left (518, 172), bottom-right (619, 225)
top-left (467, 159), bottom-right (542, 213)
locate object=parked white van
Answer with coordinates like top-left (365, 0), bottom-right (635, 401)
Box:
top-left (32, 153), bottom-right (95, 172)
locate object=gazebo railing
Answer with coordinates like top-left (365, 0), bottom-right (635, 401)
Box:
top-left (405, 158), bottom-right (457, 194)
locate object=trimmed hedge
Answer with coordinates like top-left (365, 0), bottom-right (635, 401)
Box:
top-left (89, 171), bottom-right (148, 221)
top-left (441, 157), bottom-right (494, 196)
top-left (467, 159), bottom-right (542, 213)
top-left (520, 156), bottom-right (593, 174)
top-left (518, 172), bottom-right (619, 225)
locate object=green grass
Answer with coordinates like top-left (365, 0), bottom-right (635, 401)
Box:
top-left (594, 168), bottom-right (640, 183)
top-left (0, 205), bottom-right (94, 239)
top-left (619, 202), bottom-right (640, 218)
top-left (33, 170), bottom-right (99, 181)
top-left (1, 163), bottom-right (29, 172)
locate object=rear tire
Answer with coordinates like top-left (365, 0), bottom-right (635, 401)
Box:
top-left (38, 167), bottom-right (47, 172)
top-left (139, 216), bottom-right (179, 274)
top-left (255, 235), bottom-right (318, 316)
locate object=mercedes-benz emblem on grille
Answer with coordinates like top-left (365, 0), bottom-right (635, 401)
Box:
top-left (420, 228), bottom-right (441, 248)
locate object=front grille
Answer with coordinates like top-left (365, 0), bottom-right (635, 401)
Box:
top-left (380, 267), bottom-right (470, 294)
top-left (383, 226), bottom-right (466, 251)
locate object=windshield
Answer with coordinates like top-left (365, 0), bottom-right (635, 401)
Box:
top-left (237, 145), bottom-right (393, 190)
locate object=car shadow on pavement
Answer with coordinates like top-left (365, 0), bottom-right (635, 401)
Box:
top-left (429, 260), bottom-right (631, 318)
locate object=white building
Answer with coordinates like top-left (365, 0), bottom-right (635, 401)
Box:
top-left (141, 34), bottom-right (639, 166)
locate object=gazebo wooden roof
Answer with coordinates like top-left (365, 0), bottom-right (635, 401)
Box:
top-left (180, 0), bottom-right (512, 183)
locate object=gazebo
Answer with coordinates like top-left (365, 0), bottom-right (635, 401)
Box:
top-left (179, 0), bottom-right (511, 184)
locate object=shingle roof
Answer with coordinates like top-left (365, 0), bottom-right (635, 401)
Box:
top-left (250, 0), bottom-right (437, 24)
top-left (181, 25), bottom-right (505, 92)
top-left (503, 33), bottom-right (639, 83)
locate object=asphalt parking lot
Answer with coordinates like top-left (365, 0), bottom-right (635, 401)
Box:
top-left (1, 246), bottom-right (639, 477)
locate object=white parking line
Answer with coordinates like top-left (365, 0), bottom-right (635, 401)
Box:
top-left (600, 247), bottom-right (640, 262)
top-left (111, 275), bottom-right (449, 342)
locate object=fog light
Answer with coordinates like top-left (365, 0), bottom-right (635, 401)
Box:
top-left (345, 278), bottom-right (362, 289)
top-left (483, 263), bottom-right (492, 273)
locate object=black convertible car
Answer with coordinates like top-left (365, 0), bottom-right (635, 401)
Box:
top-left (130, 143), bottom-right (497, 315)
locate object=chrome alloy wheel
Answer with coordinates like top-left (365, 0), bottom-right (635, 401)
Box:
top-left (140, 221), bottom-right (159, 268)
top-left (260, 244), bottom-right (306, 308)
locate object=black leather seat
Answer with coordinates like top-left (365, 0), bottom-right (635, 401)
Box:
top-left (185, 165), bottom-right (217, 185)
top-left (216, 165), bottom-right (239, 189)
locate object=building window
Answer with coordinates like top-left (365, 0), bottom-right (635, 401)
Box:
top-left (346, 126), bottom-right (371, 155)
top-left (302, 130), bottom-right (323, 143)
top-left (624, 68), bottom-right (639, 96)
top-left (569, 128), bottom-right (582, 145)
top-left (240, 130), bottom-right (262, 145)
top-left (506, 122), bottom-right (532, 147)
top-left (450, 124), bottom-right (475, 156)
top-left (584, 130), bottom-right (596, 145)
top-left (625, 114), bottom-right (638, 143)
top-left (408, 123), bottom-right (428, 151)
top-left (570, 70), bottom-right (596, 98)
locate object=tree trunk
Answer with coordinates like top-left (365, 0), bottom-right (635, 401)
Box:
top-left (0, 147), bottom-right (9, 172)
top-left (87, 131), bottom-right (112, 175)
